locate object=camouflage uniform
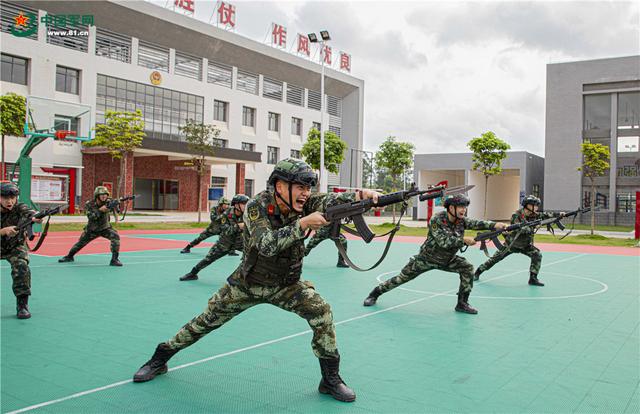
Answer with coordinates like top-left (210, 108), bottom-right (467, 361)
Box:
top-left (304, 225), bottom-right (348, 266)
top-left (65, 200), bottom-right (120, 256)
top-left (477, 209), bottom-right (558, 277)
top-left (370, 210), bottom-right (495, 300)
top-left (183, 207), bottom-right (244, 278)
top-left (1, 203), bottom-right (33, 298)
top-left (184, 207), bottom-right (226, 250)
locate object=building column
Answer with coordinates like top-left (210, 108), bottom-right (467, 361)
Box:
top-left (235, 163), bottom-right (246, 194)
top-left (609, 93), bottom-right (618, 216)
top-left (80, 153), bottom-right (96, 209)
top-left (123, 152), bottom-right (134, 196)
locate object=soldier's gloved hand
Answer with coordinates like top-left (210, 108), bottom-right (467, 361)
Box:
top-left (359, 189), bottom-right (382, 204)
top-left (300, 212), bottom-right (328, 231)
top-left (463, 236), bottom-right (477, 246)
top-left (559, 212), bottom-right (566, 217)
top-left (32, 217), bottom-right (43, 224)
top-left (1, 226), bottom-right (19, 237)
top-left (238, 222), bottom-right (245, 230)
top-left (99, 205), bottom-right (110, 213)
top-left (494, 222), bottom-right (508, 230)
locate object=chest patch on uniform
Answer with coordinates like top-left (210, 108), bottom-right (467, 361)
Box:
top-left (220, 216), bottom-right (227, 224)
top-left (267, 204), bottom-right (275, 215)
top-left (248, 205), bottom-right (260, 221)
top-left (432, 222), bottom-right (438, 231)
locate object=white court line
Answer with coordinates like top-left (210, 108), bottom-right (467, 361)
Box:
top-left (1, 258), bottom-right (200, 269)
top-left (4, 253), bottom-right (585, 414)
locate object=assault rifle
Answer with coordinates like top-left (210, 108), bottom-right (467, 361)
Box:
top-left (106, 194), bottom-right (139, 221)
top-left (3, 204), bottom-right (67, 252)
top-left (474, 206), bottom-right (592, 256)
top-left (323, 184), bottom-right (474, 271)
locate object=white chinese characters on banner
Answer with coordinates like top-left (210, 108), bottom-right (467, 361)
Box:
top-left (271, 23), bottom-right (287, 48)
top-left (339, 52), bottom-right (351, 72)
top-left (31, 176), bottom-right (66, 202)
top-left (296, 34), bottom-right (310, 57)
top-left (216, 1), bottom-right (236, 29)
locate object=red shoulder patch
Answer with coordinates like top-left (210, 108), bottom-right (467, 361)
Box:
top-left (267, 204), bottom-right (275, 215)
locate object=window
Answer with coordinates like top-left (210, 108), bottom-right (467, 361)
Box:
top-left (56, 66), bottom-right (80, 94)
top-left (308, 90), bottom-right (322, 110)
top-left (242, 106), bottom-right (255, 127)
top-left (267, 146), bottom-right (279, 164)
top-left (138, 41), bottom-right (169, 72)
top-left (618, 136), bottom-right (639, 152)
top-left (618, 92), bottom-right (640, 130)
top-left (291, 117), bottom-right (302, 136)
top-left (212, 138), bottom-right (228, 148)
top-left (286, 84), bottom-right (304, 106)
top-left (532, 184), bottom-right (540, 198)
top-left (237, 70), bottom-right (258, 95)
top-left (244, 179), bottom-right (254, 197)
top-left (312, 122), bottom-right (321, 131)
top-left (616, 193), bottom-right (636, 213)
top-left (327, 95), bottom-right (342, 117)
top-left (329, 125), bottom-right (341, 137)
top-left (175, 51), bottom-right (202, 80)
top-left (207, 61), bottom-right (232, 88)
top-left (242, 142), bottom-right (255, 152)
top-left (95, 28), bottom-right (131, 63)
top-left (211, 176), bottom-right (226, 187)
top-left (291, 149), bottom-right (301, 159)
top-left (214, 100), bottom-right (228, 122)
top-left (583, 94), bottom-right (611, 131)
top-left (268, 112), bottom-right (280, 132)
top-left (1, 54), bottom-right (27, 85)
top-left (263, 77), bottom-right (283, 101)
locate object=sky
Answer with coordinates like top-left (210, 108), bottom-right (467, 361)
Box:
top-left (156, 0), bottom-right (639, 156)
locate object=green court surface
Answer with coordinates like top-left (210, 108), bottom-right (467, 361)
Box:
top-left (2, 236), bottom-right (638, 413)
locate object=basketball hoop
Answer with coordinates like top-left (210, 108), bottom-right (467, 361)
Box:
top-left (54, 130), bottom-right (77, 139)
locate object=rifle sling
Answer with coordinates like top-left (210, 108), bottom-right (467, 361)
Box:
top-left (27, 215), bottom-right (52, 253)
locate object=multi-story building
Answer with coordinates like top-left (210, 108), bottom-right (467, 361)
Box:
top-left (0, 0), bottom-right (364, 211)
top-left (545, 56), bottom-right (639, 225)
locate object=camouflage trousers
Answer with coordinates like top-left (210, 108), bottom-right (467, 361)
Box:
top-left (477, 245), bottom-right (542, 276)
top-left (165, 280), bottom-right (338, 358)
top-left (304, 226), bottom-right (347, 259)
top-left (376, 254), bottom-right (475, 296)
top-left (187, 225), bottom-right (219, 248)
top-left (191, 245), bottom-right (231, 275)
top-left (1, 245), bottom-right (31, 297)
top-left (68, 228), bottom-right (120, 256)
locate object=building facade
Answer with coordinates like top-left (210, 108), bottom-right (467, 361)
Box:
top-left (1, 0), bottom-right (364, 211)
top-left (413, 151), bottom-right (545, 221)
top-left (545, 56), bottom-right (639, 225)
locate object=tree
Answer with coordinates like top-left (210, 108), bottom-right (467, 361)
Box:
top-left (179, 120), bottom-right (219, 223)
top-left (578, 142), bottom-right (610, 235)
top-left (362, 153), bottom-right (375, 188)
top-left (300, 128), bottom-right (348, 174)
top-left (85, 110), bottom-right (145, 198)
top-left (467, 131), bottom-right (511, 219)
top-left (0, 93), bottom-right (26, 180)
top-left (374, 136), bottom-right (415, 219)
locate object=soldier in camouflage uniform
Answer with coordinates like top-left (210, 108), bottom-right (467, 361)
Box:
top-left (474, 195), bottom-right (565, 286)
top-left (363, 194), bottom-right (507, 314)
top-left (180, 197), bottom-right (231, 254)
top-left (180, 194), bottom-right (249, 281)
top-left (133, 159), bottom-right (382, 403)
top-left (58, 186), bottom-right (123, 266)
top-left (0, 182), bottom-right (42, 319)
top-left (304, 225), bottom-right (349, 267)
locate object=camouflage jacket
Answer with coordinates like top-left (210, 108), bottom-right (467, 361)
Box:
top-left (85, 200), bottom-right (112, 232)
top-left (210, 206), bottom-right (225, 223)
top-left (229, 190), bottom-right (356, 286)
top-left (1, 203), bottom-right (33, 254)
top-left (420, 211), bottom-right (496, 265)
top-left (216, 207), bottom-right (244, 251)
top-left (506, 209), bottom-right (557, 249)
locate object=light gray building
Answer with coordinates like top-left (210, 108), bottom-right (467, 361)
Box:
top-left (1, 0), bottom-right (364, 211)
top-left (545, 56), bottom-right (639, 225)
top-left (413, 151), bottom-right (544, 221)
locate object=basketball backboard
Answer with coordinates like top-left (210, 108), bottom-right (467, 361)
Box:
top-left (26, 96), bottom-right (92, 141)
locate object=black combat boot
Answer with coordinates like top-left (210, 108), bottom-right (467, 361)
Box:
top-left (336, 254), bottom-right (349, 268)
top-left (110, 252), bottom-right (123, 266)
top-left (363, 287), bottom-right (382, 306)
top-left (180, 245), bottom-right (191, 254)
top-left (133, 343), bottom-right (179, 382)
top-left (228, 250), bottom-right (239, 256)
top-left (474, 268), bottom-right (483, 281)
top-left (16, 295), bottom-right (31, 319)
top-left (528, 274), bottom-right (544, 286)
top-left (58, 255), bottom-right (75, 263)
top-left (318, 355), bottom-right (356, 402)
top-left (179, 272), bottom-right (198, 281)
top-left (455, 293), bottom-right (478, 314)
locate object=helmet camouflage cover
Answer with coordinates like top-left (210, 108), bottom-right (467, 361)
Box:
top-left (267, 158), bottom-right (317, 187)
top-left (0, 182), bottom-right (19, 197)
top-left (444, 193), bottom-right (470, 208)
top-left (218, 197), bottom-right (230, 206)
top-left (231, 194), bottom-right (250, 205)
top-left (521, 195), bottom-right (541, 207)
top-left (94, 186), bottom-right (110, 197)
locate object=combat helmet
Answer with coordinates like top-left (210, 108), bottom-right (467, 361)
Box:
top-left (0, 182), bottom-right (19, 197)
